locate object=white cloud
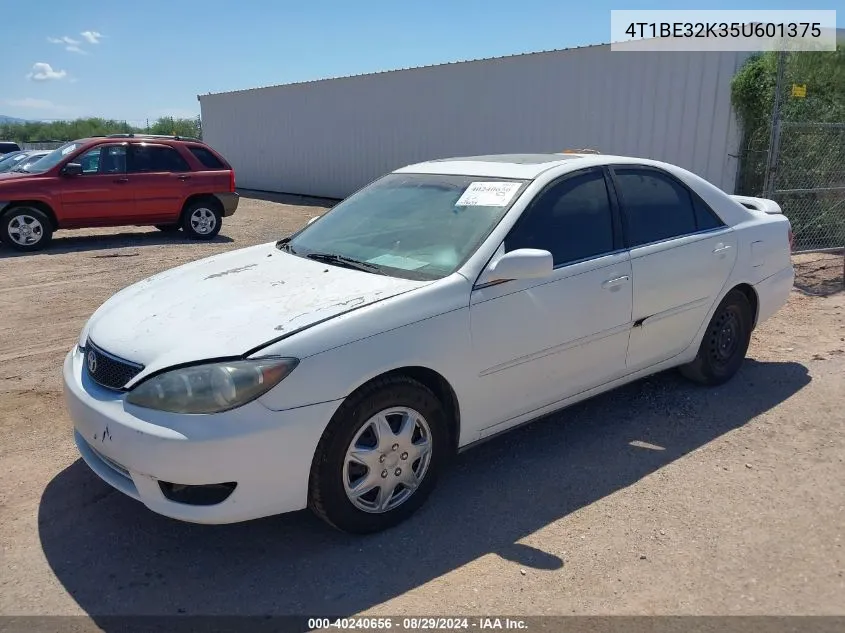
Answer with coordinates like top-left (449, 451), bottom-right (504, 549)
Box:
top-left (48, 35), bottom-right (80, 45)
top-left (47, 36), bottom-right (87, 53)
top-left (26, 62), bottom-right (67, 81)
top-left (2, 98), bottom-right (66, 112)
top-left (80, 31), bottom-right (103, 44)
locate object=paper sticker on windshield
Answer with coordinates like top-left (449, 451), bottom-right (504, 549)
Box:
top-left (455, 182), bottom-right (521, 207)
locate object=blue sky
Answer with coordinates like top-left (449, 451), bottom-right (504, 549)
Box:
top-left (2, 0), bottom-right (841, 123)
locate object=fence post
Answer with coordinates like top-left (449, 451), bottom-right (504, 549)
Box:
top-left (763, 50), bottom-right (787, 198)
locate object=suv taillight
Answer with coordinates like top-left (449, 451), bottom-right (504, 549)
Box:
top-left (229, 169), bottom-right (236, 193)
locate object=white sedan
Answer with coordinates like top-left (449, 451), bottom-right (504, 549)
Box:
top-left (63, 153), bottom-right (794, 533)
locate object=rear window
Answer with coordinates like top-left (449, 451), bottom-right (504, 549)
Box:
top-left (188, 146), bottom-right (226, 169)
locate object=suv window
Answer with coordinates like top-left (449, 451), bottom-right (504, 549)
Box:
top-left (130, 145), bottom-right (190, 173)
top-left (505, 169), bottom-right (615, 266)
top-left (77, 145), bottom-right (127, 174)
top-left (188, 145), bottom-right (225, 169)
top-left (613, 168), bottom-right (699, 247)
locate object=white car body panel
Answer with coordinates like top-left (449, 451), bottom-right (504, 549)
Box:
top-left (81, 242), bottom-right (429, 379)
top-left (64, 152), bottom-right (794, 524)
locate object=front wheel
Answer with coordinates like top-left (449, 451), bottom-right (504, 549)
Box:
top-left (181, 200), bottom-right (222, 240)
top-left (680, 289), bottom-right (753, 386)
top-left (308, 376), bottom-right (450, 534)
top-left (1, 206), bottom-right (53, 252)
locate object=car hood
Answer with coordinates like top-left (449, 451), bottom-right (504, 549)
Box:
top-left (84, 242), bottom-right (431, 373)
top-left (0, 171), bottom-right (33, 181)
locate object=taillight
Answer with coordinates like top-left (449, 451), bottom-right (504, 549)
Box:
top-left (229, 170), bottom-right (236, 193)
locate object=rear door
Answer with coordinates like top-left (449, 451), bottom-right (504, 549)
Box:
top-left (610, 165), bottom-right (737, 371)
top-left (126, 143), bottom-right (193, 223)
top-left (59, 143), bottom-right (135, 227)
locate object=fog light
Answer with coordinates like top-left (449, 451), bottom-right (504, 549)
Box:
top-left (158, 481), bottom-right (237, 506)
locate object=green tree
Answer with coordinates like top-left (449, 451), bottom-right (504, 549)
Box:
top-left (0, 116), bottom-right (202, 143)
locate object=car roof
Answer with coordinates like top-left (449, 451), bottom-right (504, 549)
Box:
top-left (394, 153), bottom-right (679, 179)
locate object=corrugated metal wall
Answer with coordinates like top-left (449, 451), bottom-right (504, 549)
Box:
top-left (200, 46), bottom-right (752, 199)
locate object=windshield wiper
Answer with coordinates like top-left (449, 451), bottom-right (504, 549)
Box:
top-left (304, 252), bottom-right (385, 275)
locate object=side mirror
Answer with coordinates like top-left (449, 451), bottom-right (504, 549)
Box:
top-left (306, 216), bottom-right (319, 226)
top-left (477, 248), bottom-right (554, 286)
top-left (62, 162), bottom-right (83, 176)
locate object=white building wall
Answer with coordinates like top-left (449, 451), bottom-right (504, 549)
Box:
top-left (200, 45), bottom-right (752, 199)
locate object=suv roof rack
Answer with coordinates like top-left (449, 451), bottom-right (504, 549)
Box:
top-left (106, 133), bottom-right (202, 142)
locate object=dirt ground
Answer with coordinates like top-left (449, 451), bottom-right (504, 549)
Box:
top-left (0, 194), bottom-right (843, 619)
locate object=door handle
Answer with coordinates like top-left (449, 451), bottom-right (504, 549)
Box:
top-left (601, 275), bottom-right (630, 289)
top-left (113, 177), bottom-right (129, 184)
top-left (178, 175), bottom-right (191, 181)
top-left (713, 243), bottom-right (732, 254)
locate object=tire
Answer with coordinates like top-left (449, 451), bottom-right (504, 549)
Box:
top-left (308, 376), bottom-right (450, 534)
top-left (181, 199), bottom-right (222, 240)
top-left (1, 206), bottom-right (53, 252)
top-left (680, 289), bottom-right (753, 386)
top-left (154, 224), bottom-right (181, 232)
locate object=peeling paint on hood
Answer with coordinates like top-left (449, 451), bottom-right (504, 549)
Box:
top-left (84, 242), bottom-right (430, 373)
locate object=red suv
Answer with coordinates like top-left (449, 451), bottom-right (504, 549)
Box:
top-left (0, 134), bottom-right (238, 251)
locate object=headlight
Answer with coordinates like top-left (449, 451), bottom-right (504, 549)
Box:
top-left (125, 357), bottom-right (298, 414)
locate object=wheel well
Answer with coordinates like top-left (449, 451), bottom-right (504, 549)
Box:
top-left (4, 201), bottom-right (58, 230)
top-left (354, 367), bottom-right (461, 453)
top-left (732, 283), bottom-right (759, 328)
top-left (180, 194), bottom-right (222, 218)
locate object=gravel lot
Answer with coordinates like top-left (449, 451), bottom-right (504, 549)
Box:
top-left (0, 193), bottom-right (843, 618)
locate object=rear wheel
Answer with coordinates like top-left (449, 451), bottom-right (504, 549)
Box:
top-left (680, 290), bottom-right (753, 386)
top-left (181, 199), bottom-right (222, 240)
top-left (308, 376), bottom-right (449, 534)
top-left (1, 206), bottom-right (53, 252)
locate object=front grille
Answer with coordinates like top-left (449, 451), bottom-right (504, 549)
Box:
top-left (82, 340), bottom-right (144, 390)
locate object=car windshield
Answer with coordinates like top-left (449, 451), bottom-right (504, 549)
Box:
top-left (286, 173), bottom-right (528, 281)
top-left (24, 142), bottom-right (80, 174)
top-left (0, 152), bottom-right (27, 172)
top-left (16, 154), bottom-right (49, 172)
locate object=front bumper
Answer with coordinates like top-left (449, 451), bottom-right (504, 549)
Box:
top-left (62, 347), bottom-right (340, 524)
top-left (214, 192), bottom-right (239, 217)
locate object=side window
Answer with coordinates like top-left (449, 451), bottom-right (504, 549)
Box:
top-left (130, 145), bottom-right (191, 173)
top-left (76, 146), bottom-right (126, 174)
top-left (613, 168), bottom-right (698, 247)
top-left (100, 146), bottom-right (127, 174)
top-left (188, 146), bottom-right (225, 169)
top-left (693, 196), bottom-right (725, 231)
top-left (78, 148), bottom-right (101, 174)
top-left (505, 170), bottom-right (615, 266)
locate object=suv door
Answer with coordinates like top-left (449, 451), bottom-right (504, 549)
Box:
top-left (126, 143), bottom-right (193, 223)
top-left (469, 168), bottom-right (633, 437)
top-left (610, 166), bottom-right (736, 371)
top-left (59, 143), bottom-right (134, 227)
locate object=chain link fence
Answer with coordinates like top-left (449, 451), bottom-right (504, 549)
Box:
top-left (20, 141), bottom-right (67, 151)
top-left (734, 47), bottom-right (843, 293)
top-left (770, 122), bottom-right (845, 252)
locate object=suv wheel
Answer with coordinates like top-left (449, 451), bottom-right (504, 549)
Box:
top-left (1, 206), bottom-right (53, 252)
top-left (181, 200), bottom-right (222, 240)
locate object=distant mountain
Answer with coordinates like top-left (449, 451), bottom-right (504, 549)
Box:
top-left (0, 115), bottom-right (29, 124)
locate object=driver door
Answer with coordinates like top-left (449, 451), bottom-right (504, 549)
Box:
top-left (59, 143), bottom-right (135, 227)
top-left (467, 168), bottom-right (634, 437)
